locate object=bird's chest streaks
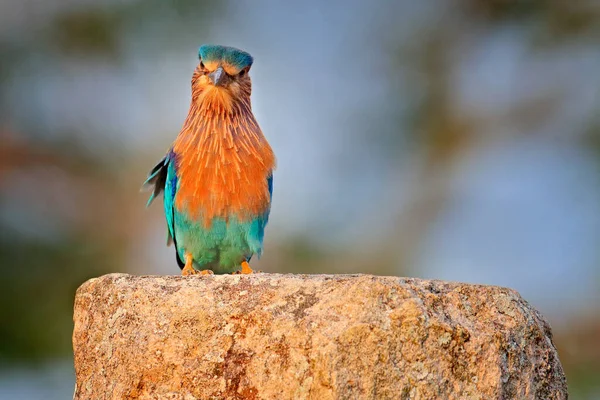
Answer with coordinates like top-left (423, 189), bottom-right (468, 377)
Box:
top-left (173, 147), bottom-right (272, 225)
top-left (171, 101), bottom-right (275, 226)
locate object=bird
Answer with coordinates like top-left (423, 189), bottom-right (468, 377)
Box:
top-left (143, 44), bottom-right (275, 275)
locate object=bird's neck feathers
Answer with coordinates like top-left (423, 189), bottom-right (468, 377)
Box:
top-left (172, 82), bottom-right (275, 225)
top-left (174, 82), bottom-right (260, 152)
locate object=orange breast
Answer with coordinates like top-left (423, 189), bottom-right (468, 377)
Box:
top-left (172, 110), bottom-right (275, 227)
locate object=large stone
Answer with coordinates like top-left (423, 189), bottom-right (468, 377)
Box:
top-left (72, 273), bottom-right (567, 399)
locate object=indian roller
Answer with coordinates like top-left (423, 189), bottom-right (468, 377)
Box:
top-left (143, 45), bottom-right (275, 275)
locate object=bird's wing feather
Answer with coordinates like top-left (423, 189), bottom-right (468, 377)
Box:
top-left (142, 154), bottom-right (170, 206)
top-left (163, 155), bottom-right (177, 248)
top-left (246, 173), bottom-right (274, 260)
top-left (143, 151), bottom-right (178, 246)
top-left (265, 173), bottom-right (273, 225)
top-left (267, 173), bottom-right (273, 199)
top-left (143, 151), bottom-right (184, 268)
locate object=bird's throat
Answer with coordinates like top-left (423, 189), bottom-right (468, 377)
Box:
top-left (176, 92), bottom-right (259, 150)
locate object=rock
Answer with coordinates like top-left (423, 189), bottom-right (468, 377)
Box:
top-left (72, 273), bottom-right (567, 399)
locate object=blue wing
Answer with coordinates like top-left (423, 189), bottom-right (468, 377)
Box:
top-left (163, 153), bottom-right (178, 246)
top-left (265, 173), bottom-right (273, 225)
top-left (143, 151), bottom-right (183, 268)
top-left (143, 155), bottom-right (169, 207)
top-left (246, 173), bottom-right (274, 260)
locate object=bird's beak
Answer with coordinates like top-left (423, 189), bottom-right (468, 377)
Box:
top-left (208, 67), bottom-right (227, 87)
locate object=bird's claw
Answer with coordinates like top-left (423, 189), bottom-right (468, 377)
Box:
top-left (182, 266), bottom-right (214, 276)
top-left (181, 252), bottom-right (213, 276)
top-left (181, 263), bottom-right (196, 276)
top-left (236, 261), bottom-right (261, 274)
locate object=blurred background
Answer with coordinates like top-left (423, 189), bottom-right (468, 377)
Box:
top-left (0, 0), bottom-right (599, 398)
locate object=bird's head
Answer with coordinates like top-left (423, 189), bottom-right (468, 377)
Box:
top-left (191, 44), bottom-right (254, 113)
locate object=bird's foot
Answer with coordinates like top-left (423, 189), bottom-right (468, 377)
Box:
top-left (181, 263), bottom-right (197, 276)
top-left (182, 252), bottom-right (195, 275)
top-left (240, 261), bottom-right (258, 275)
top-left (182, 265), bottom-right (214, 276)
top-left (181, 252), bottom-right (214, 276)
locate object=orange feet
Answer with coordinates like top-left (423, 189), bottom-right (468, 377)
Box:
top-left (240, 261), bottom-right (254, 274)
top-left (181, 253), bottom-right (213, 276)
top-left (181, 253), bottom-right (196, 276)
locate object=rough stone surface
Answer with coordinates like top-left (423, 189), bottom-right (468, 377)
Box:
top-left (73, 273), bottom-right (567, 399)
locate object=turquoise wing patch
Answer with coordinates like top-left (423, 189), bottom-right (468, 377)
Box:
top-left (143, 151), bottom-right (178, 248)
top-left (164, 153), bottom-right (177, 246)
top-left (246, 173), bottom-right (274, 258)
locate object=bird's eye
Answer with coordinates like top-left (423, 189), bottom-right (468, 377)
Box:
top-left (239, 67), bottom-right (249, 77)
top-left (199, 61), bottom-right (206, 71)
